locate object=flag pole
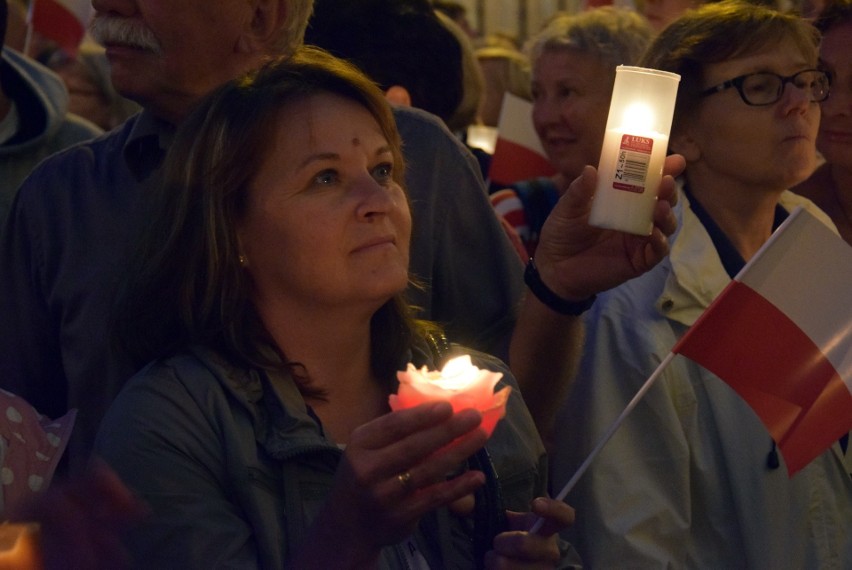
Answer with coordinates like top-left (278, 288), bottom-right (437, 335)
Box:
top-left (529, 351), bottom-right (677, 534)
top-left (23, 0), bottom-right (35, 57)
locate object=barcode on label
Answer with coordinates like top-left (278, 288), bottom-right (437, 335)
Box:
top-left (612, 134), bottom-right (654, 194)
top-left (622, 152), bottom-right (650, 183)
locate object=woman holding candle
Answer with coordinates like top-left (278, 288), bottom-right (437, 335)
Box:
top-left (490, 7), bottom-right (654, 257)
top-left (550, 2), bottom-right (851, 568)
top-left (93, 47), bottom-right (578, 569)
top-left (794, 0), bottom-right (852, 245)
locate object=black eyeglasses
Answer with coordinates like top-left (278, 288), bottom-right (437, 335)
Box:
top-left (700, 69), bottom-right (831, 106)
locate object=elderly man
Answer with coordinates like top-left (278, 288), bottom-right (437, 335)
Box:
top-left (0, 0), bottom-right (680, 471)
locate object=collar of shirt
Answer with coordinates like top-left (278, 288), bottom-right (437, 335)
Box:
top-left (682, 182), bottom-right (789, 279)
top-left (656, 183), bottom-right (831, 328)
top-left (122, 109), bottom-right (176, 182)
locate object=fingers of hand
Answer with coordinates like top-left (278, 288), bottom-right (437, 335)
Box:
top-left (342, 406), bottom-right (486, 505)
top-left (351, 401), bottom-right (454, 450)
top-left (652, 185), bottom-right (677, 237)
top-left (663, 153), bottom-right (686, 178)
top-left (393, 420), bottom-right (489, 496)
top-left (529, 497), bottom-right (575, 536)
top-left (561, 165), bottom-right (598, 212)
top-left (400, 469), bottom-right (485, 516)
top-left (488, 530), bottom-right (561, 566)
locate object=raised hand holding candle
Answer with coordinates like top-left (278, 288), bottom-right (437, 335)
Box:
top-left (389, 355), bottom-right (511, 437)
top-left (589, 66), bottom-right (680, 235)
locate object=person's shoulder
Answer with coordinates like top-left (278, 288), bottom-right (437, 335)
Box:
top-left (392, 103), bottom-right (449, 131)
top-left (130, 347), bottom-right (234, 392)
top-left (19, 115), bottom-right (138, 182)
top-left (391, 105), bottom-right (469, 155)
top-left (107, 348), bottom-right (240, 425)
top-left (47, 113), bottom-right (103, 149)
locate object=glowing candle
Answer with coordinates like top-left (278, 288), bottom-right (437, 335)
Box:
top-left (589, 66), bottom-right (680, 235)
top-left (389, 355), bottom-right (511, 437)
top-left (0, 524), bottom-right (42, 570)
top-left (466, 125), bottom-right (499, 155)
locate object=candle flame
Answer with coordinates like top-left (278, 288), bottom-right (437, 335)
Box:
top-left (390, 354), bottom-right (510, 436)
top-left (621, 102), bottom-right (655, 132)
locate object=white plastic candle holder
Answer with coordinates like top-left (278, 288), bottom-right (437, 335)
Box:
top-left (589, 66), bottom-right (681, 235)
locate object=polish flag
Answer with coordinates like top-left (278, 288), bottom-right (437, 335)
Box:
top-left (673, 207), bottom-right (852, 476)
top-left (30, 0), bottom-right (92, 57)
top-left (487, 93), bottom-right (556, 186)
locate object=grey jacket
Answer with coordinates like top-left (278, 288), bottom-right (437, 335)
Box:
top-left (95, 343), bottom-right (571, 568)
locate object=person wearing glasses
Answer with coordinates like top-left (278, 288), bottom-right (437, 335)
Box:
top-left (549, 2), bottom-right (851, 567)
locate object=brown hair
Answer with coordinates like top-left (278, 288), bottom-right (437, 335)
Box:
top-left (114, 46), bottom-right (416, 394)
top-left (640, 1), bottom-right (820, 134)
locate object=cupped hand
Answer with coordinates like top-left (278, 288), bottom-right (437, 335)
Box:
top-left (316, 401), bottom-right (488, 550)
top-left (534, 154), bottom-right (685, 302)
top-left (484, 497), bottom-right (575, 569)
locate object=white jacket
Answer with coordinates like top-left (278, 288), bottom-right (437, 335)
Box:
top-left (551, 187), bottom-right (852, 569)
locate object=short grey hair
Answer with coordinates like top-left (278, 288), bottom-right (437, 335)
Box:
top-left (525, 7), bottom-right (653, 71)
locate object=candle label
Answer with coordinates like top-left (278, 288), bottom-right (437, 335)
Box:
top-left (612, 134), bottom-right (653, 194)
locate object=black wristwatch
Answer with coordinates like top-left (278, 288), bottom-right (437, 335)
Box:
top-left (524, 258), bottom-right (597, 316)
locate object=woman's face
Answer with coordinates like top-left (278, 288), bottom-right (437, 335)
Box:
top-left (531, 48), bottom-right (614, 181)
top-left (239, 92), bottom-right (411, 314)
top-left (678, 38), bottom-right (820, 191)
top-left (816, 22), bottom-right (852, 169)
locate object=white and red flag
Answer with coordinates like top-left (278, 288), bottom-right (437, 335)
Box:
top-left (30, 0), bottom-right (92, 57)
top-left (673, 207), bottom-right (852, 476)
top-left (539, 207), bottom-right (852, 527)
top-left (534, 207), bottom-right (852, 531)
top-left (487, 93), bottom-right (556, 186)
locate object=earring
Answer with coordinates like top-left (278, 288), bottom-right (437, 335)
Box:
top-left (239, 254), bottom-right (247, 267)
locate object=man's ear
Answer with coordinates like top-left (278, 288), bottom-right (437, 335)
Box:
top-left (385, 85), bottom-right (412, 108)
top-left (237, 0), bottom-right (286, 54)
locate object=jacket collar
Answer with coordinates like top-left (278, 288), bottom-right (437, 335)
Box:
top-left (656, 183), bottom-right (835, 328)
top-left (186, 336), bottom-right (440, 461)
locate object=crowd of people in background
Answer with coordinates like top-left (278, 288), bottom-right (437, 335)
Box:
top-left (0, 0), bottom-right (850, 567)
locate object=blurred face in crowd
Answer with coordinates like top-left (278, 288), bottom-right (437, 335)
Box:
top-left (89, 0), bottom-right (259, 122)
top-left (239, 92), bottom-right (411, 314)
top-left (816, 22), bottom-right (852, 169)
top-left (677, 38), bottom-right (820, 192)
top-left (531, 48), bottom-right (613, 182)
